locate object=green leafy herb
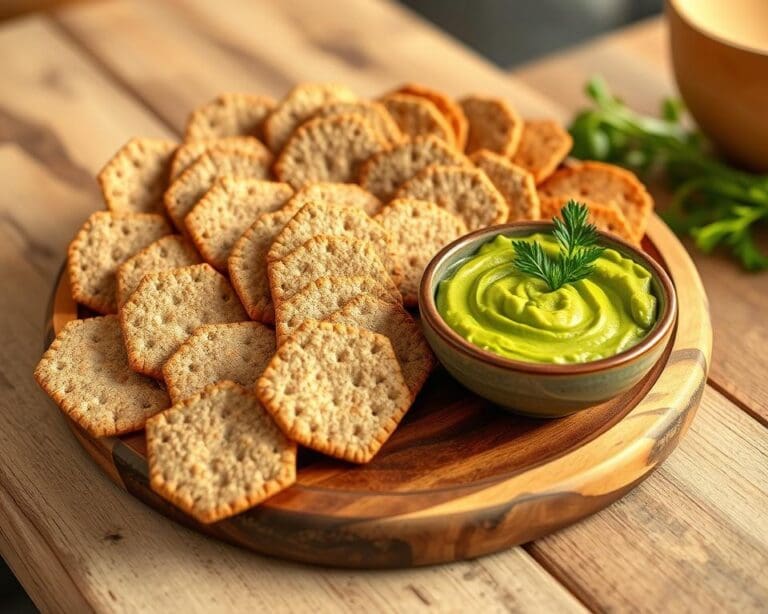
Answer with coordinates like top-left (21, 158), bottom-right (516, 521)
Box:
top-left (513, 201), bottom-right (604, 290)
top-left (569, 76), bottom-right (768, 270)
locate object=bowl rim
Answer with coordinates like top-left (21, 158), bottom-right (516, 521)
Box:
top-left (667, 0), bottom-right (768, 58)
top-left (419, 221), bottom-right (678, 376)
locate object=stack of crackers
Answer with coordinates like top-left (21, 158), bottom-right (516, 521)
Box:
top-left (35, 83), bottom-right (653, 524)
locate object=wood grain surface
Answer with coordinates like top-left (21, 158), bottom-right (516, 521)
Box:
top-left (0, 2), bottom-right (765, 611)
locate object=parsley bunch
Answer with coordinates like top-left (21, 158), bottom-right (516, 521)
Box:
top-left (569, 77), bottom-right (768, 270)
top-left (513, 201), bottom-right (604, 290)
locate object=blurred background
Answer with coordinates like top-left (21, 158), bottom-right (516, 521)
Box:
top-left (0, 0), bottom-right (662, 611)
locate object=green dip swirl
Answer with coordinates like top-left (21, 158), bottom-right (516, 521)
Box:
top-left (436, 233), bottom-right (658, 364)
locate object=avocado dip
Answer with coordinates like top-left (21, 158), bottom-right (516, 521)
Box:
top-left (435, 233), bottom-right (658, 364)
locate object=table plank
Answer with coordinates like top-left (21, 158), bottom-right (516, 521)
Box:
top-left (529, 387), bottom-right (768, 612)
top-left (54, 0), bottom-right (565, 130)
top-left (0, 14), bottom-right (585, 614)
top-left (512, 18), bottom-right (768, 424)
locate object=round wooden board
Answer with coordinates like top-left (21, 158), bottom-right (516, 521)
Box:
top-left (46, 215), bottom-right (711, 568)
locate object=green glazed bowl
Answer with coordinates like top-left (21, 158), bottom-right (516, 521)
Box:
top-left (418, 222), bottom-right (677, 418)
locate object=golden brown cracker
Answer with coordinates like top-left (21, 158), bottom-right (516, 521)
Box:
top-left (255, 321), bottom-right (411, 464)
top-left (98, 137), bottom-right (177, 214)
top-left (147, 381), bottom-right (296, 524)
top-left (34, 315), bottom-right (169, 437)
top-left (395, 164), bottom-right (508, 231)
top-left (512, 119), bottom-right (573, 183)
top-left (471, 149), bottom-right (540, 221)
top-left (460, 95), bottom-right (522, 156)
top-left (170, 136), bottom-right (272, 181)
top-left (186, 178), bottom-right (293, 270)
top-left (68, 211), bottom-right (171, 314)
top-left (391, 83), bottom-right (468, 149)
top-left (184, 93), bottom-right (275, 141)
top-left (380, 93), bottom-right (455, 146)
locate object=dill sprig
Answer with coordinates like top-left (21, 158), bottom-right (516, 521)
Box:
top-left (512, 201), bottom-right (605, 290)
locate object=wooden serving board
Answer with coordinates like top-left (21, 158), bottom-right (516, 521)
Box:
top-left (45, 215), bottom-right (711, 569)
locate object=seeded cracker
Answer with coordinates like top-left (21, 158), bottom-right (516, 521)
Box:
top-left (328, 295), bottom-right (435, 398)
top-left (380, 93), bottom-right (455, 146)
top-left (98, 137), bottom-right (177, 214)
top-left (266, 201), bottom-right (401, 284)
top-left (264, 83), bottom-right (358, 152)
top-left (147, 381), bottom-right (296, 523)
top-left (274, 115), bottom-right (387, 189)
top-left (186, 178), bottom-right (293, 270)
top-left (267, 235), bottom-right (400, 304)
top-left (68, 211), bottom-right (171, 314)
top-left (163, 322), bottom-right (276, 404)
top-left (34, 315), bottom-right (169, 437)
top-left (120, 263), bottom-right (247, 378)
top-left (184, 93), bottom-right (275, 141)
top-left (395, 164), bottom-right (508, 231)
top-left (256, 321), bottom-right (411, 464)
top-left (288, 182), bottom-right (381, 216)
top-left (228, 203), bottom-right (303, 323)
top-left (471, 149), bottom-right (540, 221)
top-left (538, 161), bottom-right (653, 241)
top-left (170, 137), bottom-right (272, 181)
top-left (359, 135), bottom-right (469, 202)
top-left (511, 119), bottom-right (573, 184)
top-left (460, 95), bottom-right (523, 156)
top-left (390, 83), bottom-right (468, 150)
top-left (274, 275), bottom-right (400, 345)
top-left (312, 100), bottom-right (402, 146)
top-left (116, 235), bottom-right (201, 307)
top-left (539, 196), bottom-right (637, 245)
top-left (164, 149), bottom-right (271, 232)
top-left (375, 198), bottom-right (467, 305)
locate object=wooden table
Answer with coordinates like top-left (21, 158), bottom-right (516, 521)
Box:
top-left (0, 2), bottom-right (765, 611)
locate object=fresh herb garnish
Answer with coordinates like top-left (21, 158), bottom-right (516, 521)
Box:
top-left (569, 76), bottom-right (768, 270)
top-left (513, 201), bottom-right (604, 290)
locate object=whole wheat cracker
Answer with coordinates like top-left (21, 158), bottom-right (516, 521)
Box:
top-left (264, 83), bottom-right (358, 152)
top-left (170, 137), bottom-right (272, 181)
top-left (184, 93), bottom-right (275, 142)
top-left (163, 149), bottom-right (271, 233)
top-left (327, 295), bottom-right (435, 398)
top-left (273, 275), bottom-right (400, 345)
top-left (380, 93), bottom-right (455, 146)
top-left (186, 178), bottom-right (294, 270)
top-left (511, 119), bottom-right (573, 184)
top-left (116, 235), bottom-right (201, 307)
top-left (98, 137), bottom-right (177, 214)
top-left (267, 235), bottom-right (400, 304)
top-left (266, 201), bottom-right (401, 285)
top-left (34, 315), bottom-right (169, 437)
top-left (471, 150), bottom-right (540, 221)
top-left (274, 114), bottom-right (387, 189)
top-left (255, 321), bottom-right (412, 464)
top-left (395, 164), bottom-right (508, 231)
top-left (147, 381), bottom-right (296, 524)
top-left (538, 161), bottom-right (653, 241)
top-left (539, 195), bottom-right (637, 245)
top-left (375, 198), bottom-right (467, 305)
top-left (358, 135), bottom-right (469, 202)
top-left (390, 83), bottom-right (468, 150)
top-left (120, 263), bottom-right (247, 378)
top-left (163, 322), bottom-right (276, 404)
top-left (312, 100), bottom-right (402, 146)
top-left (68, 211), bottom-right (171, 314)
top-left (287, 182), bottom-right (381, 216)
top-left (228, 203), bottom-right (303, 323)
top-left (460, 95), bottom-right (523, 157)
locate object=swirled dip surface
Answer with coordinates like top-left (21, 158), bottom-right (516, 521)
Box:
top-left (436, 233), bottom-right (657, 364)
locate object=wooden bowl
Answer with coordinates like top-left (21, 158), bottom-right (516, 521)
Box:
top-left (667, 0), bottom-right (768, 171)
top-left (419, 223), bottom-right (677, 417)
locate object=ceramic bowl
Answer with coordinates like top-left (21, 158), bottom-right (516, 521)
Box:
top-left (419, 223), bottom-right (677, 418)
top-left (667, 0), bottom-right (768, 172)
